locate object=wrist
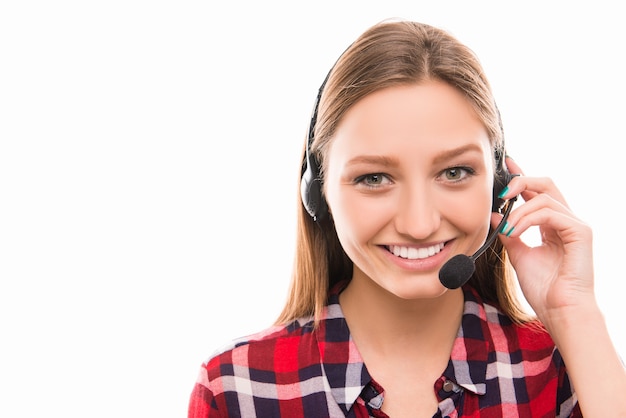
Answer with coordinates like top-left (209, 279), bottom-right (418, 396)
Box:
top-left (540, 299), bottom-right (605, 345)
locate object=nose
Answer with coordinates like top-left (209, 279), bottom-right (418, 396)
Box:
top-left (393, 183), bottom-right (441, 239)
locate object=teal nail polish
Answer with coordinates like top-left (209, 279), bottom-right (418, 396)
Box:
top-left (498, 186), bottom-right (509, 199)
top-left (499, 221), bottom-right (509, 234)
top-left (506, 226), bottom-right (515, 237)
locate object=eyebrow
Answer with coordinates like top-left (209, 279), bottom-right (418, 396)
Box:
top-left (345, 144), bottom-right (485, 167)
top-left (345, 155), bottom-right (400, 167)
top-left (432, 144), bottom-right (484, 165)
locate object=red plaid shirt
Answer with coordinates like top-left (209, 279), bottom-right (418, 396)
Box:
top-left (188, 283), bottom-right (581, 417)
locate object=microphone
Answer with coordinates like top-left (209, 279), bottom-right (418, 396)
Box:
top-left (439, 196), bottom-right (517, 289)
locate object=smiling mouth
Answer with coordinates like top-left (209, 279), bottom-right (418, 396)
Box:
top-left (386, 243), bottom-right (445, 260)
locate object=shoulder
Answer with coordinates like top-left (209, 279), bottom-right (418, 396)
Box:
top-left (454, 287), bottom-right (581, 417)
top-left (479, 301), bottom-right (581, 415)
top-left (462, 285), bottom-right (556, 352)
top-left (188, 316), bottom-right (321, 415)
top-left (485, 301), bottom-right (554, 350)
top-left (202, 315), bottom-right (318, 379)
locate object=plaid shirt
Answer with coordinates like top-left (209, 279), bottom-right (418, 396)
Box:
top-left (188, 283), bottom-right (581, 417)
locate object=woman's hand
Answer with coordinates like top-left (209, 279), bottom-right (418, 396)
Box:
top-left (492, 157), bottom-right (596, 326)
top-left (496, 157), bottom-right (626, 417)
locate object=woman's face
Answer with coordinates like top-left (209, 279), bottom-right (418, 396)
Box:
top-left (324, 81), bottom-right (494, 300)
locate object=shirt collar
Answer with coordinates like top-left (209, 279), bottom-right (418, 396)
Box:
top-left (444, 285), bottom-right (495, 395)
top-left (315, 282), bottom-right (495, 411)
top-left (315, 283), bottom-right (371, 414)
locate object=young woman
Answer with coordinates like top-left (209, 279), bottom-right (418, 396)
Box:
top-left (188, 20), bottom-right (626, 417)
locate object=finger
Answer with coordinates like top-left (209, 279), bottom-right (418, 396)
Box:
top-left (500, 175), bottom-right (570, 210)
top-left (490, 212), bottom-right (530, 260)
top-left (502, 157), bottom-right (539, 203)
top-left (504, 156), bottom-right (524, 176)
top-left (505, 193), bottom-right (575, 229)
top-left (498, 203), bottom-right (585, 244)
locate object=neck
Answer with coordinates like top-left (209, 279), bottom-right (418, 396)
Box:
top-left (339, 272), bottom-right (465, 355)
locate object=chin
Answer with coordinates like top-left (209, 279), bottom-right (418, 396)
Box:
top-left (383, 278), bottom-right (451, 300)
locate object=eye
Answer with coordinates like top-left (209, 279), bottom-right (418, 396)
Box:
top-left (354, 173), bottom-right (392, 189)
top-left (442, 166), bottom-right (475, 182)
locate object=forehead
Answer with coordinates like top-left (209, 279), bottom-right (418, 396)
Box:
top-left (329, 81), bottom-right (491, 161)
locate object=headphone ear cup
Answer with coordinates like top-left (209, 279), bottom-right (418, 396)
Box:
top-left (492, 168), bottom-right (513, 213)
top-left (300, 164), bottom-right (328, 222)
top-left (491, 145), bottom-right (512, 213)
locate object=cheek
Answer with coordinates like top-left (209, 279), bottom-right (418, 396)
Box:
top-left (442, 183), bottom-right (493, 241)
top-left (328, 189), bottom-right (390, 241)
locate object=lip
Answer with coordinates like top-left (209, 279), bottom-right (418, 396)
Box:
top-left (379, 240), bottom-right (453, 272)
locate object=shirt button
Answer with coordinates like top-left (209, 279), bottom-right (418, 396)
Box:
top-left (442, 380), bottom-right (455, 392)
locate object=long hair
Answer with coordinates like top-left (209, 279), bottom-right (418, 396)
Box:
top-left (276, 19), bottom-right (533, 326)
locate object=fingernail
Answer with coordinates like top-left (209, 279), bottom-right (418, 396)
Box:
top-left (499, 221), bottom-right (515, 237)
top-left (498, 186), bottom-right (509, 199)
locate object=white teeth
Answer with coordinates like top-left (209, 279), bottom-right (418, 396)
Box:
top-left (389, 243), bottom-right (444, 260)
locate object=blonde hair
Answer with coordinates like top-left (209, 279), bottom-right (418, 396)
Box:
top-left (276, 20), bottom-right (534, 326)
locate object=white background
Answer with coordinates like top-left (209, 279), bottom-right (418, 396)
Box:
top-left (1, 1), bottom-right (624, 416)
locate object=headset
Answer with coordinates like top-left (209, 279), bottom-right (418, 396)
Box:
top-left (300, 74), bottom-right (330, 222)
top-left (300, 68), bottom-right (514, 223)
